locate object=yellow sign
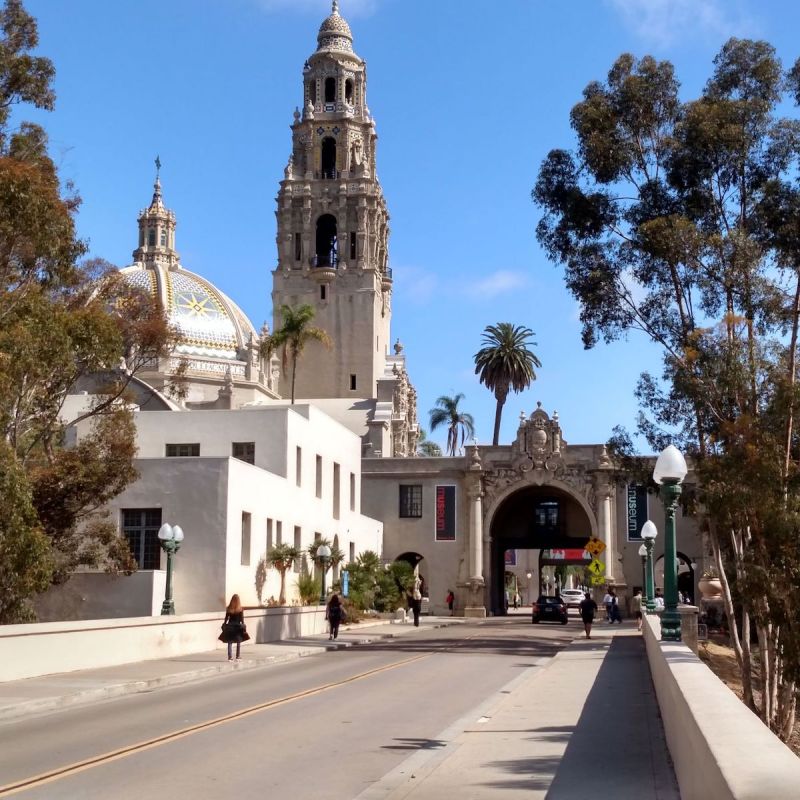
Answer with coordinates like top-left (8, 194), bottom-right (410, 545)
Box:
top-left (587, 559), bottom-right (605, 577)
top-left (590, 575), bottom-right (606, 586)
top-left (585, 538), bottom-right (606, 557)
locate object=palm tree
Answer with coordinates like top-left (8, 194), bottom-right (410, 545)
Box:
top-left (429, 394), bottom-right (475, 456)
top-left (474, 323), bottom-right (541, 446)
top-left (272, 304), bottom-right (332, 403)
top-left (266, 543), bottom-right (300, 605)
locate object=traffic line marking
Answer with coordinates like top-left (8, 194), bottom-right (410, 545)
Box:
top-left (0, 652), bottom-right (431, 797)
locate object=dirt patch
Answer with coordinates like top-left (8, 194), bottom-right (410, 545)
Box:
top-left (698, 637), bottom-right (800, 757)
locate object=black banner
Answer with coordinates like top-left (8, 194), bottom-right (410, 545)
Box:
top-left (435, 485), bottom-right (456, 541)
top-left (627, 484), bottom-right (648, 540)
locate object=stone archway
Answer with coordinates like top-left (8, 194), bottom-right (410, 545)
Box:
top-left (486, 482), bottom-right (596, 615)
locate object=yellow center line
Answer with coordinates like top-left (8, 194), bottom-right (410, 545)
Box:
top-left (0, 651), bottom-right (432, 798)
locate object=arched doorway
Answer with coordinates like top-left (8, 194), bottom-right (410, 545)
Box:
top-left (655, 552), bottom-right (695, 603)
top-left (489, 484), bottom-right (595, 615)
top-left (315, 214), bottom-right (338, 267)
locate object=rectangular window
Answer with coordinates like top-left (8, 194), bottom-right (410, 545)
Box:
top-left (266, 518), bottom-right (274, 553)
top-left (350, 374), bottom-right (357, 391)
top-left (293, 526), bottom-right (302, 572)
top-left (320, 285), bottom-right (327, 300)
top-left (276, 520), bottom-right (283, 546)
top-left (333, 463), bottom-right (341, 520)
top-left (241, 512), bottom-right (251, 566)
top-left (166, 443), bottom-right (200, 457)
top-left (296, 446), bottom-right (302, 487)
top-left (350, 232), bottom-right (356, 260)
top-left (316, 455), bottom-right (323, 499)
top-left (350, 472), bottom-right (356, 512)
top-left (294, 232), bottom-right (302, 261)
top-left (399, 485), bottom-right (423, 518)
top-left (232, 442), bottom-right (255, 464)
top-left (349, 542), bottom-right (355, 563)
top-left (121, 509), bottom-right (162, 570)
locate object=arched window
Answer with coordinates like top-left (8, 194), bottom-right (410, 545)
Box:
top-left (315, 214), bottom-right (338, 268)
top-left (307, 82), bottom-right (316, 105)
top-left (148, 229), bottom-right (156, 247)
top-left (160, 229), bottom-right (167, 247)
top-left (321, 137), bottom-right (336, 179)
top-left (325, 77), bottom-right (336, 103)
top-left (345, 79), bottom-right (353, 104)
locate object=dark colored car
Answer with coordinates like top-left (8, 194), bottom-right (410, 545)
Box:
top-left (532, 595), bottom-right (569, 624)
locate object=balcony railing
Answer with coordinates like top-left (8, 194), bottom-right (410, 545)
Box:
top-left (311, 255), bottom-right (339, 269)
top-left (316, 169), bottom-right (341, 180)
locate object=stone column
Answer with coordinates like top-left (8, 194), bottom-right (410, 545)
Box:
top-left (464, 445), bottom-right (486, 617)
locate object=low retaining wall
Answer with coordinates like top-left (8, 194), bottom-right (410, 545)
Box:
top-left (0, 606), bottom-right (327, 683)
top-left (643, 614), bottom-right (800, 799)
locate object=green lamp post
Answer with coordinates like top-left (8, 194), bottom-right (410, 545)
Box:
top-left (317, 543), bottom-right (331, 605)
top-left (640, 520), bottom-right (658, 613)
top-left (653, 445), bottom-right (687, 641)
top-left (158, 522), bottom-right (185, 615)
top-left (638, 543), bottom-right (647, 593)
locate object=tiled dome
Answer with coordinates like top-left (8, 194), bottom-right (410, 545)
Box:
top-left (120, 263), bottom-right (257, 361)
top-left (317, 1), bottom-right (353, 52)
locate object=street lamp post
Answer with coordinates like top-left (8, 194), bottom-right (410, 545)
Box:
top-left (653, 445), bottom-right (687, 641)
top-left (638, 543), bottom-right (647, 592)
top-left (157, 523), bottom-right (185, 615)
top-left (317, 543), bottom-right (332, 605)
top-left (641, 520), bottom-right (657, 613)
top-left (526, 571), bottom-right (532, 605)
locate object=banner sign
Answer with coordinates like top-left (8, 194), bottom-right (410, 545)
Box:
top-left (435, 485), bottom-right (456, 541)
top-left (341, 569), bottom-right (349, 597)
top-left (505, 549), bottom-right (517, 566)
top-left (540, 548), bottom-right (591, 563)
top-left (627, 484), bottom-right (649, 541)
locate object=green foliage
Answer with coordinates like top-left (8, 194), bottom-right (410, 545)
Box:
top-left (429, 393), bottom-right (475, 456)
top-left (295, 572), bottom-right (321, 606)
top-left (343, 552), bottom-right (416, 613)
top-left (474, 323), bottom-right (542, 445)
top-left (0, 440), bottom-right (52, 622)
top-left (534, 37), bottom-right (800, 738)
top-left (416, 428), bottom-right (442, 457)
top-left (267, 543), bottom-right (300, 605)
top-left (271, 303), bottom-right (332, 403)
top-left (254, 556), bottom-right (267, 604)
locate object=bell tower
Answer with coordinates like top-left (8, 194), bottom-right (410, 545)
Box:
top-left (272, 0), bottom-right (392, 400)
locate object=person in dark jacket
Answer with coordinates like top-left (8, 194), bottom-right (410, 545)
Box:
top-left (326, 593), bottom-right (344, 640)
top-left (219, 593), bottom-right (250, 661)
top-left (579, 592), bottom-right (598, 639)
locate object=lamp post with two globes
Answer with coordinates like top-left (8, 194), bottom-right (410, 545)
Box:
top-left (157, 523), bottom-right (185, 615)
top-left (317, 543), bottom-right (332, 605)
top-left (653, 445), bottom-right (688, 641)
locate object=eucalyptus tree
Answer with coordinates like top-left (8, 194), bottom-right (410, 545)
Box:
top-left (429, 394), bottom-right (475, 456)
top-left (474, 323), bottom-right (541, 445)
top-left (534, 38), bottom-right (800, 738)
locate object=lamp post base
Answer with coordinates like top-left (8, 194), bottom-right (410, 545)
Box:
top-left (661, 609), bottom-right (681, 641)
top-left (160, 601), bottom-right (175, 615)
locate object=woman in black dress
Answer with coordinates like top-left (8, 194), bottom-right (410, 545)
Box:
top-left (219, 593), bottom-right (250, 661)
top-left (579, 592), bottom-right (598, 639)
top-left (326, 593), bottom-right (344, 640)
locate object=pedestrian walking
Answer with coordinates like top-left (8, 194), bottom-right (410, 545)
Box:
top-left (219, 593), bottom-right (250, 661)
top-left (326, 593), bottom-right (344, 640)
top-left (610, 589), bottom-right (623, 623)
top-left (409, 575), bottom-right (422, 627)
top-left (654, 588), bottom-right (665, 611)
top-left (632, 589), bottom-right (643, 631)
top-left (446, 589), bottom-right (455, 615)
top-left (512, 591), bottom-right (519, 610)
top-left (579, 592), bottom-right (598, 639)
top-left (504, 588), bottom-right (510, 613)
top-left (603, 589), bottom-right (613, 623)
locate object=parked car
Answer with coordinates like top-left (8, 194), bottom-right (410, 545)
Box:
top-left (532, 595), bottom-right (569, 624)
top-left (559, 589), bottom-right (584, 610)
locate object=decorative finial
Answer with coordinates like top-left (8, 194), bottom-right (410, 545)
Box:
top-left (332, 0), bottom-right (340, 14)
top-left (519, 410), bottom-right (526, 423)
top-left (155, 155), bottom-right (161, 177)
top-left (393, 338), bottom-right (404, 355)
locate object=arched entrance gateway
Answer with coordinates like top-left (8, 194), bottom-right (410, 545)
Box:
top-left (472, 404), bottom-right (615, 617)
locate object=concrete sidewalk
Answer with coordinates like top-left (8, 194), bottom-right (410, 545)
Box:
top-left (358, 625), bottom-right (679, 799)
top-left (0, 615), bottom-right (462, 723)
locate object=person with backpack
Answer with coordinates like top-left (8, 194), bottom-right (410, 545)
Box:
top-left (326, 593), bottom-right (345, 640)
top-left (579, 592), bottom-right (598, 639)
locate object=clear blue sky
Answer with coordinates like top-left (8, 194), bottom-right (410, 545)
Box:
top-left (23, 0), bottom-right (800, 451)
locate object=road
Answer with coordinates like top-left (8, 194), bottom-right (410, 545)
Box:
top-left (0, 614), bottom-right (576, 799)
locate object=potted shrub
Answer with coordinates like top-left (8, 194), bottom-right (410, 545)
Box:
top-left (698, 567), bottom-right (722, 599)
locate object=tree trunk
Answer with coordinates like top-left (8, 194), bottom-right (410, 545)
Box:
top-left (783, 275), bottom-right (800, 484)
top-left (492, 389), bottom-right (507, 446)
top-left (279, 569), bottom-right (287, 605)
top-left (290, 354), bottom-right (298, 404)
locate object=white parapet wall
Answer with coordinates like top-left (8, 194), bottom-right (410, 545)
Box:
top-left (643, 613), bottom-right (800, 799)
top-left (0, 606), bottom-right (327, 683)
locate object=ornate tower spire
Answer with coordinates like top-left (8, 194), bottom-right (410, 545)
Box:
top-left (271, 3), bottom-right (393, 400)
top-left (133, 157), bottom-right (179, 269)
